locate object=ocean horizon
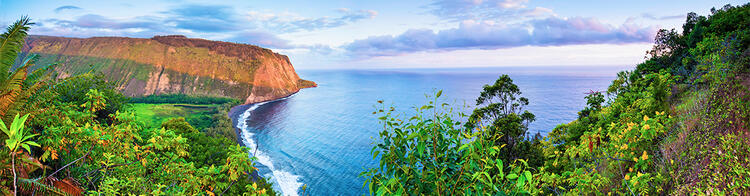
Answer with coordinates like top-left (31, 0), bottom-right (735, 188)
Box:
top-left (230, 65), bottom-right (629, 195)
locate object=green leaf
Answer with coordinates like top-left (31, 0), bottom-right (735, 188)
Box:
top-left (420, 105), bottom-right (434, 110)
top-left (373, 150), bottom-right (380, 160)
top-left (516, 175), bottom-right (526, 188)
top-left (0, 118), bottom-right (8, 136)
top-left (506, 173), bottom-right (518, 180)
top-left (21, 143), bottom-right (30, 152)
top-left (406, 132), bottom-right (418, 140)
top-left (25, 140), bottom-right (39, 147)
top-left (524, 171), bottom-right (532, 183)
top-left (6, 139), bottom-right (15, 151)
top-left (458, 143), bottom-right (471, 151)
top-left (418, 142), bottom-right (425, 156)
top-left (436, 90), bottom-right (443, 98)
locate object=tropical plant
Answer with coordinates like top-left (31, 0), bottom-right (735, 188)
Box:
top-left (362, 91), bottom-right (539, 195)
top-left (0, 16), bottom-right (54, 123)
top-left (1, 113), bottom-right (39, 195)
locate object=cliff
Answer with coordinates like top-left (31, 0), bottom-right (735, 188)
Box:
top-left (21, 35), bottom-right (316, 104)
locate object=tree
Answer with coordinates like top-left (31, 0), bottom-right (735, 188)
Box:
top-left (466, 75), bottom-right (538, 165)
top-left (362, 92), bottom-right (539, 195)
top-left (0, 16), bottom-right (54, 123)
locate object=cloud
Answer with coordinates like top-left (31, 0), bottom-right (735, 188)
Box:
top-left (34, 4), bottom-right (375, 51)
top-left (641, 13), bottom-right (684, 20)
top-left (54, 5), bottom-right (82, 13)
top-left (48, 14), bottom-right (162, 30)
top-left (163, 5), bottom-right (243, 32)
top-left (227, 31), bottom-right (336, 55)
top-left (523, 7), bottom-right (555, 17)
top-left (227, 31), bottom-right (293, 49)
top-left (428, 0), bottom-right (538, 21)
top-left (344, 16), bottom-right (657, 57)
top-left (246, 9), bottom-right (377, 33)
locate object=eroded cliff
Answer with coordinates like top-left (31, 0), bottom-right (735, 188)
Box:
top-left (21, 35), bottom-right (315, 104)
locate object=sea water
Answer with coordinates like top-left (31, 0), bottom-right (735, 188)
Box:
top-left (233, 66), bottom-right (629, 195)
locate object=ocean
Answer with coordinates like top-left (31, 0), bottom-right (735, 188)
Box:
top-left (231, 66), bottom-right (630, 195)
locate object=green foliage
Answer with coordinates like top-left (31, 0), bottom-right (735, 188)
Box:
top-left (22, 80), bottom-right (275, 195)
top-left (536, 3), bottom-right (750, 195)
top-left (364, 4), bottom-right (750, 195)
top-left (132, 101), bottom-right (240, 142)
top-left (131, 93), bottom-right (239, 105)
top-left (541, 71), bottom-right (676, 194)
top-left (0, 16), bottom-right (54, 123)
top-left (466, 75), bottom-right (543, 168)
top-left (1, 113), bottom-right (39, 153)
top-left (0, 16), bottom-right (32, 81)
top-left (0, 17), bottom-right (274, 194)
top-left (363, 92), bottom-right (539, 195)
top-left (578, 91), bottom-right (605, 119)
top-left (637, 3), bottom-right (750, 80)
top-left (31, 73), bottom-right (130, 124)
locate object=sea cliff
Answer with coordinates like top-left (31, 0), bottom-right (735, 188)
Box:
top-left (21, 35), bottom-right (316, 104)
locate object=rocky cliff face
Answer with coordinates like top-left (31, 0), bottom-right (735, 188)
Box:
top-left (21, 35), bottom-right (315, 104)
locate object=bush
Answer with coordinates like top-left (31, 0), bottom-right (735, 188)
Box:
top-left (362, 91), bottom-right (539, 195)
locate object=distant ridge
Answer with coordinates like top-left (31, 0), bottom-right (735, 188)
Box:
top-left (21, 35), bottom-right (316, 104)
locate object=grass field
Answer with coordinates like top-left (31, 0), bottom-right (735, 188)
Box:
top-left (131, 103), bottom-right (218, 129)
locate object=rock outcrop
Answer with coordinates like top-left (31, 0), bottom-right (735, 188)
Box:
top-left (21, 35), bottom-right (316, 104)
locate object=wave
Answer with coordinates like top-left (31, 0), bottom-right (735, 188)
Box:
top-left (237, 97), bottom-right (303, 196)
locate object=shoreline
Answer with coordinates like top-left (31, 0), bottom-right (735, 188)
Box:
top-left (227, 90), bottom-right (307, 195)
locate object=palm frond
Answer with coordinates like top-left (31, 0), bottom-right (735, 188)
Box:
top-left (17, 177), bottom-right (71, 196)
top-left (50, 177), bottom-right (83, 196)
top-left (0, 55), bottom-right (32, 119)
top-left (0, 16), bottom-right (33, 83)
top-left (0, 64), bottom-right (27, 119)
top-left (0, 88), bottom-right (21, 120)
top-left (24, 60), bottom-right (55, 89)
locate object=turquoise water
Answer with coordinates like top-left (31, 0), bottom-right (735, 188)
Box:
top-left (232, 66), bottom-right (629, 195)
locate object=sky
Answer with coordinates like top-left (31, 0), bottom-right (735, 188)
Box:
top-left (0, 0), bottom-right (745, 69)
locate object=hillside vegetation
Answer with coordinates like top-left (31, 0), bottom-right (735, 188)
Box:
top-left (364, 3), bottom-right (750, 195)
top-left (0, 18), bottom-right (275, 195)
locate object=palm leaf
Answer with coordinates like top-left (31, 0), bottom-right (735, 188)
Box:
top-left (0, 56), bottom-right (30, 119)
top-left (0, 59), bottom-right (28, 91)
top-left (17, 177), bottom-right (71, 196)
top-left (0, 89), bottom-right (21, 121)
top-left (24, 60), bottom-right (55, 89)
top-left (0, 16), bottom-right (32, 84)
top-left (50, 177), bottom-right (83, 196)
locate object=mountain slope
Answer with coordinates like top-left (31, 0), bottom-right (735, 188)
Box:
top-left (21, 35), bottom-right (315, 104)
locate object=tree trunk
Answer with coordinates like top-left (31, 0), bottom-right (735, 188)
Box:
top-left (12, 152), bottom-right (17, 196)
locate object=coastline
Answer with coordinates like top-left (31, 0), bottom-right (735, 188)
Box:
top-left (229, 90), bottom-right (307, 143)
top-left (227, 89), bottom-right (310, 195)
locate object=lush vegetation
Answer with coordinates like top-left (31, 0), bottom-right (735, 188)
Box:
top-left (0, 18), bottom-right (275, 195)
top-left (364, 3), bottom-right (750, 195)
top-left (131, 94), bottom-right (239, 105)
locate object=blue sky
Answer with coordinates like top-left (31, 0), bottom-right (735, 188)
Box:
top-left (0, 0), bottom-right (745, 69)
